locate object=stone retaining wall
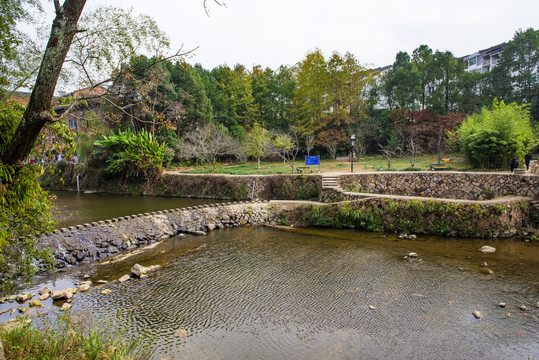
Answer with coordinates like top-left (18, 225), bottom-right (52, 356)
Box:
top-left (530, 160), bottom-right (539, 175)
top-left (41, 164), bottom-right (321, 201)
top-left (337, 172), bottom-right (539, 200)
top-left (39, 201), bottom-right (279, 268)
top-left (281, 197), bottom-right (534, 238)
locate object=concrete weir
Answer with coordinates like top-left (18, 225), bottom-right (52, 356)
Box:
top-left (39, 200), bottom-right (281, 268)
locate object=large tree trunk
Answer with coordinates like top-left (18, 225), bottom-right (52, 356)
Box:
top-left (0, 0), bottom-right (87, 166)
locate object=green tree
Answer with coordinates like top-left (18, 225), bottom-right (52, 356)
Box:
top-left (456, 70), bottom-right (493, 114)
top-left (491, 28), bottom-right (539, 123)
top-left (429, 50), bottom-right (464, 114)
top-left (269, 65), bottom-right (296, 130)
top-left (243, 123), bottom-right (272, 169)
top-left (0, 0), bottom-right (173, 289)
top-left (167, 62), bottom-right (212, 135)
top-left (291, 49), bottom-right (329, 138)
top-left (210, 64), bottom-right (258, 139)
top-left (458, 100), bottom-right (537, 168)
top-left (412, 45), bottom-right (435, 110)
top-left (382, 51), bottom-right (421, 110)
top-left (272, 131), bottom-right (299, 173)
top-left (0, 100), bottom-right (75, 290)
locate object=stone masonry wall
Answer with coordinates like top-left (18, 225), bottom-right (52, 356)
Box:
top-left (338, 172), bottom-right (539, 200)
top-left (39, 201), bottom-right (279, 268)
top-left (41, 164), bottom-right (321, 201)
top-left (530, 160), bottom-right (539, 175)
top-left (282, 197), bottom-right (533, 238)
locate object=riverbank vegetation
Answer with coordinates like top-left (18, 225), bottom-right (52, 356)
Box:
top-left (286, 198), bottom-right (531, 238)
top-left (0, 312), bottom-right (147, 360)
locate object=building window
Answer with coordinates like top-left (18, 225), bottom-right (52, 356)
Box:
top-left (468, 57), bottom-right (477, 67)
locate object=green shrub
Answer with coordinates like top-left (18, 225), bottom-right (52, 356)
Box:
top-left (458, 100), bottom-right (537, 169)
top-left (93, 129), bottom-right (166, 179)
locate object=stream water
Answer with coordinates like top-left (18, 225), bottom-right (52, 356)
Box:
top-left (51, 191), bottom-right (220, 228)
top-left (5, 225), bottom-right (538, 359)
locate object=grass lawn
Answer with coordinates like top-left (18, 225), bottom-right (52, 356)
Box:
top-left (167, 154), bottom-right (473, 175)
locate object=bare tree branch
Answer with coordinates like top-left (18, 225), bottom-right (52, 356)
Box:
top-left (54, 0), bottom-right (61, 13)
top-left (203, 0), bottom-right (227, 16)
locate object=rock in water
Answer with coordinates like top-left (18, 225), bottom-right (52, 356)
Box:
top-left (498, 303), bottom-right (506, 308)
top-left (480, 246), bottom-right (496, 254)
top-left (60, 303), bottom-right (71, 311)
top-left (131, 264), bottom-right (147, 277)
top-left (408, 252), bottom-right (418, 258)
top-left (38, 287), bottom-right (51, 295)
top-left (472, 311), bottom-right (483, 319)
top-left (520, 305), bottom-right (528, 311)
top-left (100, 289), bottom-right (111, 295)
top-left (131, 264), bottom-right (160, 277)
top-left (118, 275), bottom-right (130, 283)
top-left (368, 305), bottom-right (376, 310)
top-left (15, 293), bottom-right (32, 303)
top-left (50, 288), bottom-right (74, 301)
top-left (78, 284), bottom-right (91, 292)
top-left (29, 299), bottom-right (42, 308)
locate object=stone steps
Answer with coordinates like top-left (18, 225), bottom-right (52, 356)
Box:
top-left (322, 175), bottom-right (340, 189)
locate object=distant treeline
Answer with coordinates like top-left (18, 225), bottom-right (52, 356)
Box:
top-left (96, 27), bottom-right (537, 159)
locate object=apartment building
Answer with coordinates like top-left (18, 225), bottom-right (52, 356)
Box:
top-left (462, 42), bottom-right (506, 73)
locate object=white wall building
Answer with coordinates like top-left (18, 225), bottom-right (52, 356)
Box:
top-left (462, 42), bottom-right (506, 73)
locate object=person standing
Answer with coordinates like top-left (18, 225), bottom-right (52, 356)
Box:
top-left (510, 155), bottom-right (518, 172)
top-left (524, 153), bottom-right (532, 171)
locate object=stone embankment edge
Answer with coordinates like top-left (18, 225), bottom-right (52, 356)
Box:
top-left (38, 200), bottom-right (282, 269)
top-left (39, 192), bottom-right (537, 270)
top-left (280, 195), bottom-right (535, 239)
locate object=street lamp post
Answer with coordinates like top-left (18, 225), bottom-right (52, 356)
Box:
top-left (350, 134), bottom-right (355, 173)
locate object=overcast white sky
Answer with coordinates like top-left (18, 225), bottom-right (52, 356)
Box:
top-left (55, 0), bottom-right (539, 69)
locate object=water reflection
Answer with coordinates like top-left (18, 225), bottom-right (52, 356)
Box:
top-left (8, 227), bottom-right (539, 359)
top-left (50, 191), bottom-right (219, 228)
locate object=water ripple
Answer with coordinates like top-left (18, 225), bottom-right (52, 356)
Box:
top-left (23, 227), bottom-right (539, 360)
